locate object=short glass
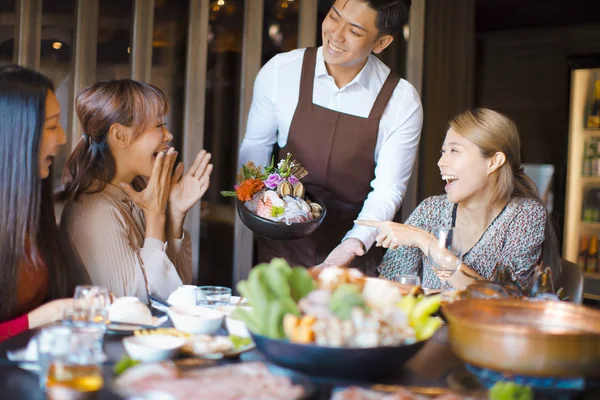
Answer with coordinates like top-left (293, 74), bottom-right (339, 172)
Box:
top-left (36, 325), bottom-right (72, 388)
top-left (36, 325), bottom-right (104, 400)
top-left (197, 286), bottom-right (232, 308)
top-left (45, 328), bottom-right (104, 399)
top-left (394, 274), bottom-right (421, 286)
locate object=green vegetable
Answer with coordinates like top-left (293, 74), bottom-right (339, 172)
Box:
top-left (235, 258), bottom-right (315, 339)
top-left (409, 294), bottom-right (442, 327)
top-left (489, 381), bottom-right (533, 400)
top-left (229, 335), bottom-right (252, 350)
top-left (329, 284), bottom-right (367, 320)
top-left (397, 293), bottom-right (418, 315)
top-left (396, 294), bottom-right (443, 341)
top-left (114, 355), bottom-right (140, 376)
top-left (414, 316), bottom-right (443, 341)
top-left (289, 267), bottom-right (316, 302)
top-left (271, 206), bottom-right (285, 217)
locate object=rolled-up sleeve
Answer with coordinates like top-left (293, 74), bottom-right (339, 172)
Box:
top-left (344, 85), bottom-right (423, 249)
top-left (166, 231), bottom-right (192, 285)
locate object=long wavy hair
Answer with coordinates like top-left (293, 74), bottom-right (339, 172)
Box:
top-left (61, 79), bottom-right (169, 200)
top-left (449, 108), bottom-right (561, 279)
top-left (0, 65), bottom-right (80, 321)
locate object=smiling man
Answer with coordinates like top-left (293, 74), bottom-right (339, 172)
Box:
top-left (238, 0), bottom-right (422, 275)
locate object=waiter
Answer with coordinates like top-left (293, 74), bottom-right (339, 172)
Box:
top-left (239, 0), bottom-right (422, 275)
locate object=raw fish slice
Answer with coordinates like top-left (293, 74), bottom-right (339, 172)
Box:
top-left (256, 197), bottom-right (274, 219)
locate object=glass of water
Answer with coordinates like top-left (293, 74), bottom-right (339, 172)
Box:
top-left (427, 226), bottom-right (463, 288)
top-left (197, 286), bottom-right (232, 308)
top-left (64, 285), bottom-right (111, 362)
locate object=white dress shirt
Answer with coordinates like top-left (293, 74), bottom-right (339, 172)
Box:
top-left (239, 47), bottom-right (423, 250)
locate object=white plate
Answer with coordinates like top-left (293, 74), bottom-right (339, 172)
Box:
top-left (107, 316), bottom-right (169, 333)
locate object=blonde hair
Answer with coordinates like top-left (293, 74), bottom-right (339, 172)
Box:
top-left (449, 108), bottom-right (561, 282)
top-left (449, 108), bottom-right (540, 206)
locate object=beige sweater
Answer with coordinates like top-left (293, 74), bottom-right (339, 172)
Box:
top-left (60, 182), bottom-right (192, 303)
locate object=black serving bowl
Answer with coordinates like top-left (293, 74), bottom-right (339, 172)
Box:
top-left (250, 332), bottom-right (426, 381)
top-left (236, 192), bottom-right (327, 240)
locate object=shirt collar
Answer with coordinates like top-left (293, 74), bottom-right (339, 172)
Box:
top-left (315, 46), bottom-right (374, 91)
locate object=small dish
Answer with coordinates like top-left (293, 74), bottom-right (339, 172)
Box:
top-left (123, 334), bottom-right (186, 362)
top-left (167, 305), bottom-right (224, 334)
top-left (181, 335), bottom-right (256, 359)
top-left (225, 316), bottom-right (250, 338)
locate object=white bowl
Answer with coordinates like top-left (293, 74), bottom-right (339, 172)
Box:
top-left (108, 297), bottom-right (153, 325)
top-left (167, 305), bottom-right (224, 335)
top-left (216, 303), bottom-right (252, 338)
top-left (167, 285), bottom-right (199, 308)
top-left (225, 317), bottom-right (250, 338)
top-left (229, 296), bottom-right (249, 306)
top-left (123, 334), bottom-right (186, 362)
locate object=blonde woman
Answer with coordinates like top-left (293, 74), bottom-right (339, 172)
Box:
top-left (357, 108), bottom-right (559, 290)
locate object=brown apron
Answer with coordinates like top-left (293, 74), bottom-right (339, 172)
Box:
top-left (257, 47), bottom-right (400, 276)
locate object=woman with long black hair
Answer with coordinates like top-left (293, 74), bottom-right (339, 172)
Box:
top-left (0, 65), bottom-right (82, 341)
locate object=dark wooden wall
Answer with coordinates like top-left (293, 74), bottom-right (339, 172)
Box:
top-left (474, 24), bottom-right (600, 241)
top-left (419, 0), bottom-right (476, 201)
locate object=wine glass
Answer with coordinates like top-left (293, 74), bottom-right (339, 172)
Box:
top-left (427, 227), bottom-right (463, 288)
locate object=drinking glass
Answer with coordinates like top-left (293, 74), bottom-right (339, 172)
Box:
top-left (43, 326), bottom-right (104, 400)
top-left (427, 227), bottom-right (463, 288)
top-left (64, 285), bottom-right (111, 362)
top-left (394, 274), bottom-right (421, 286)
top-left (74, 285), bottom-right (111, 311)
top-left (197, 286), bottom-right (232, 307)
top-left (36, 325), bottom-right (72, 389)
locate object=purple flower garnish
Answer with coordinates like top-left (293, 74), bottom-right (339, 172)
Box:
top-left (263, 173), bottom-right (283, 189)
top-left (288, 175), bottom-right (299, 186)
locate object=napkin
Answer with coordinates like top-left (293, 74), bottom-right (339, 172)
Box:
top-left (6, 337), bottom-right (41, 372)
top-left (6, 336), bottom-right (38, 363)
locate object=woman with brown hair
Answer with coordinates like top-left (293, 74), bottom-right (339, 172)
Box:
top-left (60, 80), bottom-right (212, 303)
top-left (0, 65), bottom-right (82, 342)
top-left (356, 108), bottom-right (560, 290)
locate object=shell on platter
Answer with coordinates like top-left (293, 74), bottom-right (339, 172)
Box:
top-left (277, 181), bottom-right (293, 197)
top-left (293, 182), bottom-right (305, 199)
top-left (310, 202), bottom-right (323, 217)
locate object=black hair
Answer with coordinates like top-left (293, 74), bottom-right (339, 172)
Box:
top-left (359, 0), bottom-right (412, 36)
top-left (0, 65), bottom-right (80, 321)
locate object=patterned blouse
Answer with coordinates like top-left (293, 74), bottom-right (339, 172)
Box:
top-left (378, 195), bottom-right (546, 289)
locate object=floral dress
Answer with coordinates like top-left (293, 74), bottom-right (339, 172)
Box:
top-left (378, 195), bottom-right (546, 289)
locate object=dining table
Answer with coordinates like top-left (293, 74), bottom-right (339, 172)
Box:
top-left (1, 319), bottom-right (598, 399)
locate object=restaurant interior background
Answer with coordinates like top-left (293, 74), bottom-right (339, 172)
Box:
top-left (2, 0), bottom-right (600, 301)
